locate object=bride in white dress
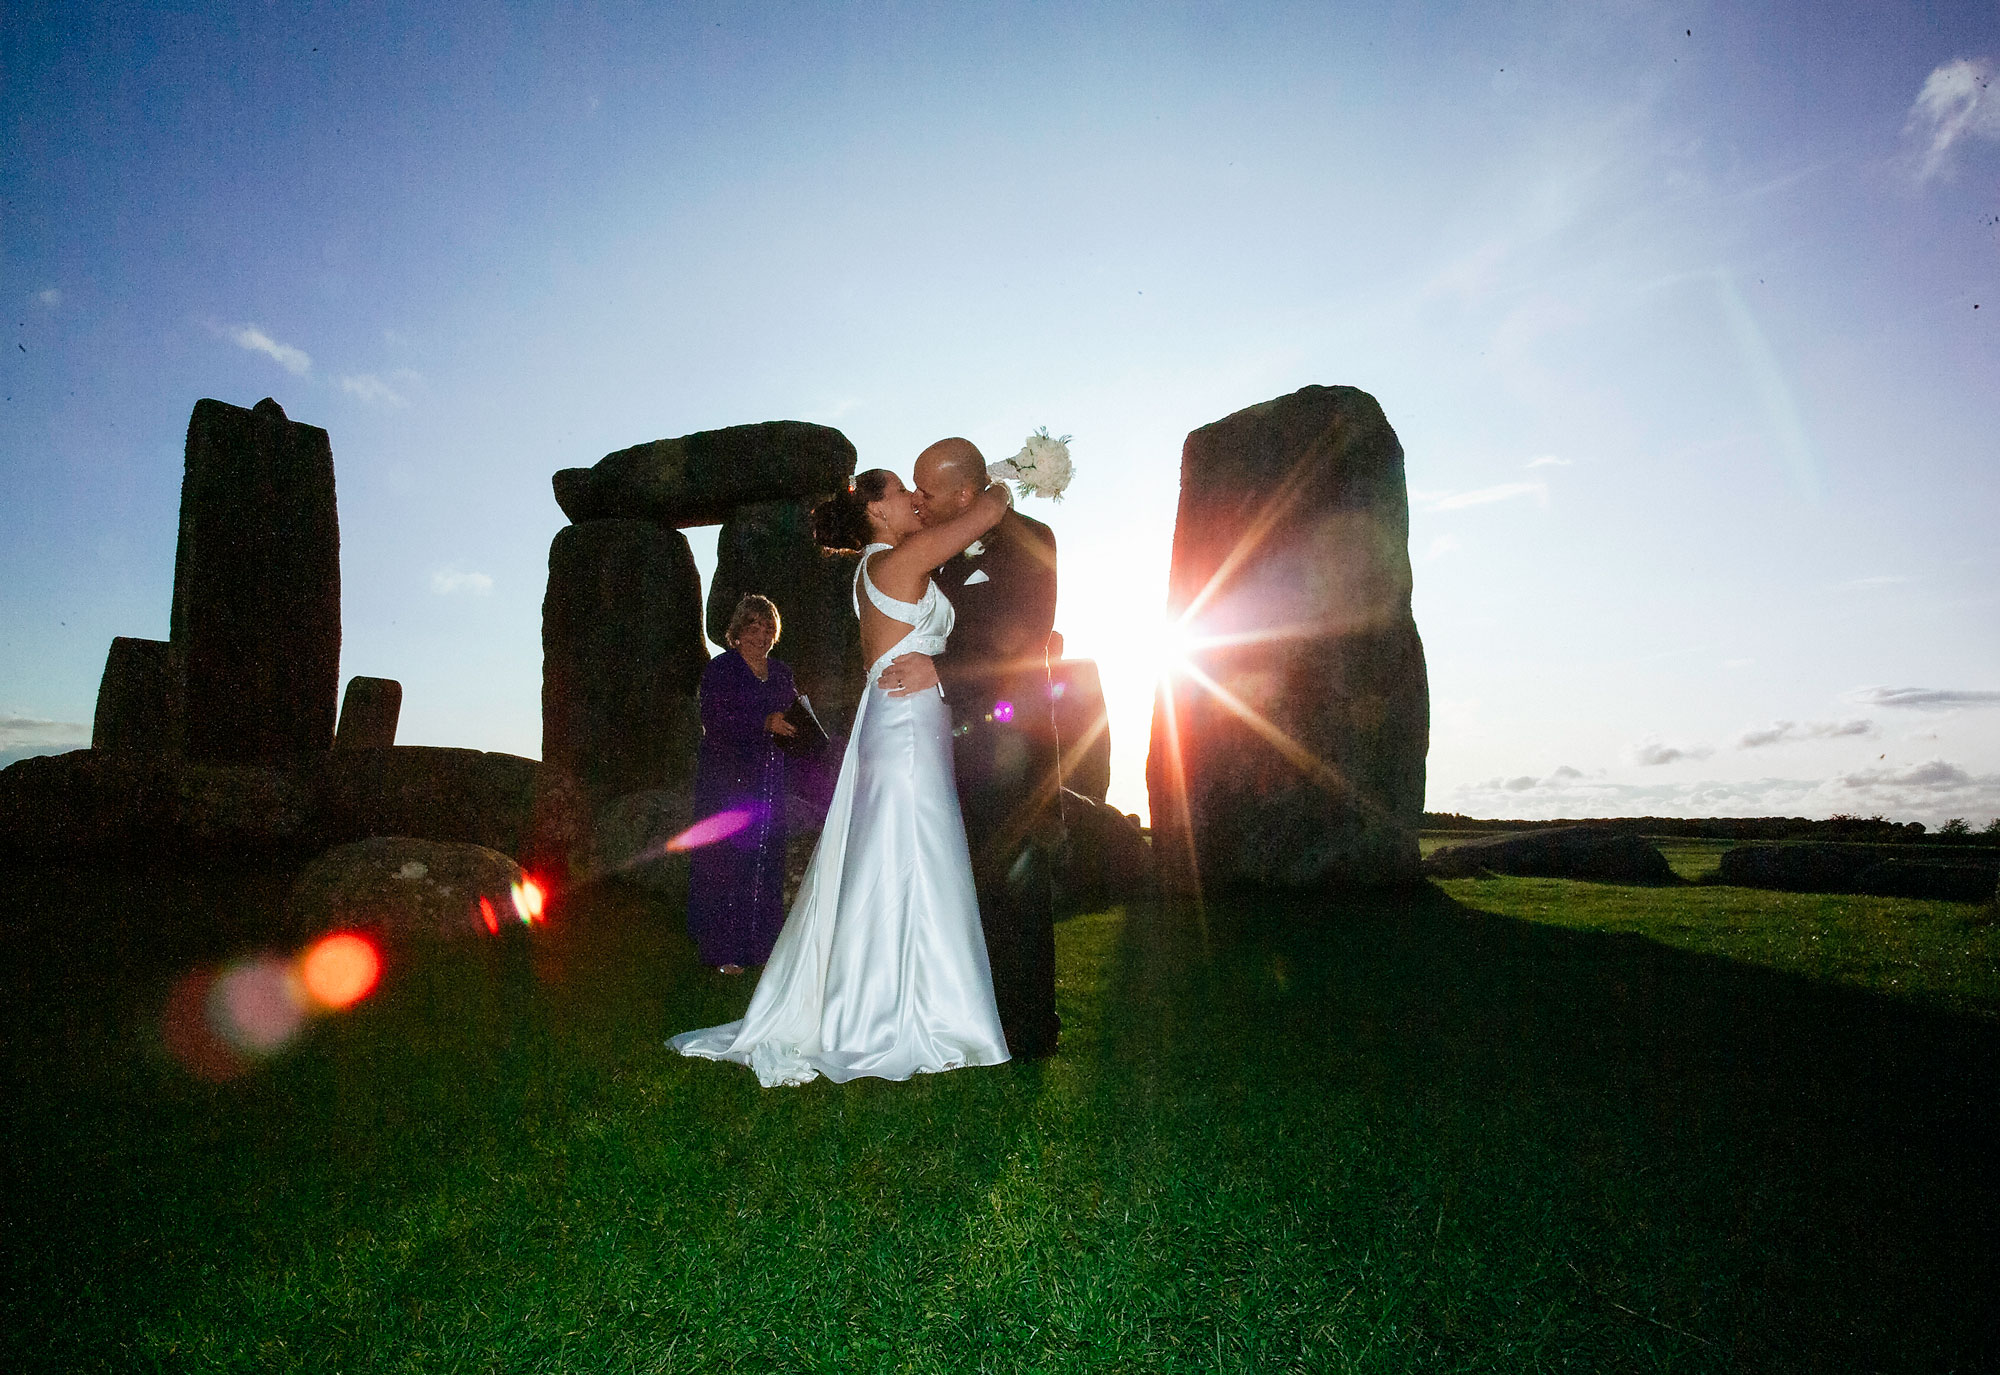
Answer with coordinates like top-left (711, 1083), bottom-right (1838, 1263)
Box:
top-left (669, 468), bottom-right (1013, 1087)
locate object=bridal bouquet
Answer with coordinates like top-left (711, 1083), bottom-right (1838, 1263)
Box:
top-left (987, 427), bottom-right (1074, 501)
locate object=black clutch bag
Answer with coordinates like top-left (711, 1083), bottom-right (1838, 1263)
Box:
top-left (776, 693), bottom-right (829, 758)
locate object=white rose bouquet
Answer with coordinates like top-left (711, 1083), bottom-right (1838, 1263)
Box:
top-left (986, 427), bottom-right (1074, 501)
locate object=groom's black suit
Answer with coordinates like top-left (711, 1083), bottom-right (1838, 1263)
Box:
top-left (933, 508), bottom-right (1061, 1058)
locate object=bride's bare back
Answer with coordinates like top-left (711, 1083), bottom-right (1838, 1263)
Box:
top-left (858, 482), bottom-right (1008, 667)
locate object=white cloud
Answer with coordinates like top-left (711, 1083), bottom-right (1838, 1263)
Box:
top-left (1411, 480), bottom-right (1547, 512)
top-left (1907, 57), bottom-right (2000, 181)
top-left (431, 568), bottom-right (494, 596)
top-left (1848, 686), bottom-right (2000, 711)
top-left (1634, 741), bottom-right (1713, 766)
top-left (1738, 719), bottom-right (1877, 749)
top-left (36, 288), bottom-right (61, 306)
top-left (1423, 534), bottom-right (1462, 561)
top-left (230, 324), bottom-right (311, 375)
top-left (0, 714), bottom-right (89, 748)
top-left (341, 373), bottom-right (407, 407)
top-left (1523, 455), bottom-right (1570, 468)
top-left (1550, 765), bottom-right (1583, 779)
top-left (1502, 774), bottom-right (1539, 791)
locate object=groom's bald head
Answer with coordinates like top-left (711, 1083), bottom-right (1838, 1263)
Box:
top-left (913, 437), bottom-right (986, 525)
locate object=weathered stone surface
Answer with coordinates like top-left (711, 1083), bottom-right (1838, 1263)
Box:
top-left (289, 837), bottom-right (525, 941)
top-left (518, 766), bottom-right (589, 884)
top-left (1050, 657), bottom-right (1111, 803)
top-left (1055, 789), bottom-right (1152, 913)
top-left (1715, 843), bottom-right (1879, 894)
top-left (334, 677), bottom-right (402, 750)
top-left (707, 499), bottom-right (864, 737)
top-left (1423, 827), bottom-right (1677, 884)
top-left (314, 746), bottom-right (539, 856)
top-left (589, 786), bottom-right (694, 895)
top-left (92, 637), bottom-right (180, 753)
top-left (174, 764), bottom-right (314, 851)
top-left (553, 421), bottom-right (856, 527)
top-left (543, 520), bottom-right (708, 815)
top-left (1146, 386), bottom-right (1429, 891)
top-left (0, 750), bottom-right (175, 864)
top-left (171, 397), bottom-right (341, 763)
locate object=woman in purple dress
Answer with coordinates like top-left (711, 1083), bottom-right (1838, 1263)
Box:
top-left (687, 595), bottom-right (800, 974)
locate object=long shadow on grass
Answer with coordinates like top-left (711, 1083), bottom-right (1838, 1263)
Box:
top-left (1087, 881), bottom-right (1999, 1370)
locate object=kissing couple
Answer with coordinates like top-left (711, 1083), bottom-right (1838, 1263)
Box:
top-left (670, 435), bottom-right (1065, 1086)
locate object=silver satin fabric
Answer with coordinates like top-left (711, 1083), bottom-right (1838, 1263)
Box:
top-left (669, 547), bottom-right (1010, 1087)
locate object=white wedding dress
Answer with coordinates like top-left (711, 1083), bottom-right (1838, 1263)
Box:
top-left (668, 545), bottom-right (1011, 1087)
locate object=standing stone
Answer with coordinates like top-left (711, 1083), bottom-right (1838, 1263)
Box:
top-left (92, 637), bottom-right (180, 753)
top-left (1049, 654), bottom-right (1112, 804)
top-left (171, 397), bottom-right (340, 763)
top-left (542, 519), bottom-right (708, 815)
top-left (706, 499), bottom-right (864, 738)
top-left (551, 421), bottom-right (856, 527)
top-left (1146, 385), bottom-right (1429, 891)
top-left (334, 677), bottom-right (402, 750)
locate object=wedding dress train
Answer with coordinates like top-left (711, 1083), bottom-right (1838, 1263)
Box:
top-left (668, 544), bottom-right (1010, 1086)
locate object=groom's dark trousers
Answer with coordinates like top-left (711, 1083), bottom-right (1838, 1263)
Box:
top-left (934, 508), bottom-right (1062, 1058)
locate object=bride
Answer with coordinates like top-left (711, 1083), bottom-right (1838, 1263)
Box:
top-left (668, 465), bottom-right (1013, 1087)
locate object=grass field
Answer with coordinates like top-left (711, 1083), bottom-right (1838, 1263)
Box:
top-left (2, 860), bottom-right (1996, 1371)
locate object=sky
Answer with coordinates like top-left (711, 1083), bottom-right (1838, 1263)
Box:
top-left (3, 0), bottom-right (1996, 828)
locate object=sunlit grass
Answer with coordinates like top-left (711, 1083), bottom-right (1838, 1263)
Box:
top-left (2, 862), bottom-right (1995, 1371)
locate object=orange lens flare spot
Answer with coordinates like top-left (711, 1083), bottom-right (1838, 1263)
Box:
top-left (510, 877), bottom-right (546, 925)
top-left (665, 809), bottom-right (753, 852)
top-left (479, 895), bottom-right (500, 935)
top-left (299, 933), bottom-right (381, 1010)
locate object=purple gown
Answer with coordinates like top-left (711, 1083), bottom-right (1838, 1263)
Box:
top-left (687, 649), bottom-right (797, 967)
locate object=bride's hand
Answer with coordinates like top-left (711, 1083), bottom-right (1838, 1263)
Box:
top-left (885, 652), bottom-right (939, 697)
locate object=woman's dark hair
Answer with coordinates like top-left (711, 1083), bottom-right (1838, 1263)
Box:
top-left (810, 468), bottom-right (897, 552)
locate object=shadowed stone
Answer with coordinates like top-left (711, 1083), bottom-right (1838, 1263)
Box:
top-left (706, 499), bottom-right (864, 738)
top-left (0, 751), bottom-right (175, 864)
top-left (334, 677), bottom-right (402, 750)
top-left (552, 421), bottom-right (856, 527)
top-left (1050, 656), bottom-right (1111, 803)
top-left (314, 746), bottom-right (539, 856)
top-left (92, 637), bottom-right (180, 753)
top-left (1055, 788), bottom-right (1152, 913)
top-left (542, 520), bottom-right (707, 816)
top-left (1146, 385), bottom-right (1429, 891)
top-left (171, 397), bottom-right (340, 763)
top-left (289, 837), bottom-right (527, 942)
top-left (1424, 827), bottom-right (1677, 884)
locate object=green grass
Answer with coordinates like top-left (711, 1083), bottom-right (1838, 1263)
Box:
top-left (3, 862), bottom-right (1997, 1371)
top-left (1419, 830), bottom-right (2000, 1021)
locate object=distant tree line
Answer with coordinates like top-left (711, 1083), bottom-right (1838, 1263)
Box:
top-left (1421, 813), bottom-right (2000, 848)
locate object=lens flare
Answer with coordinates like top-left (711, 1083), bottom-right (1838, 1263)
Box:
top-left (479, 895), bottom-right (500, 935)
top-left (163, 968), bottom-right (246, 1081)
top-left (665, 808), bottom-right (754, 852)
top-left (511, 876), bottom-right (546, 925)
top-left (210, 956), bottom-right (304, 1054)
top-left (298, 932), bottom-right (380, 1010)
top-left (992, 699), bottom-right (1015, 724)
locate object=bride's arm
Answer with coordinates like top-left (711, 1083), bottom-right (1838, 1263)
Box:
top-left (879, 483), bottom-right (1008, 581)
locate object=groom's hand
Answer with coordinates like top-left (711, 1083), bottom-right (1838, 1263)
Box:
top-left (884, 652), bottom-right (940, 697)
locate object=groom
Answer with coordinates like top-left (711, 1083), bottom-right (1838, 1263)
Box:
top-left (890, 437), bottom-right (1061, 1059)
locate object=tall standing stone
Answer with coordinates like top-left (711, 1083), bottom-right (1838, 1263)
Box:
top-left (171, 397), bottom-right (340, 763)
top-left (542, 519), bottom-right (709, 813)
top-left (92, 636), bottom-right (180, 753)
top-left (706, 499), bottom-right (863, 738)
top-left (1146, 385), bottom-right (1429, 891)
top-left (1049, 655), bottom-right (1111, 803)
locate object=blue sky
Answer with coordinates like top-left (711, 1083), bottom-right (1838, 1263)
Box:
top-left (4, 1), bottom-right (1996, 826)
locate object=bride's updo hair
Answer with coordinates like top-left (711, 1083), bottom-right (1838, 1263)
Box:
top-left (810, 468), bottom-right (897, 552)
